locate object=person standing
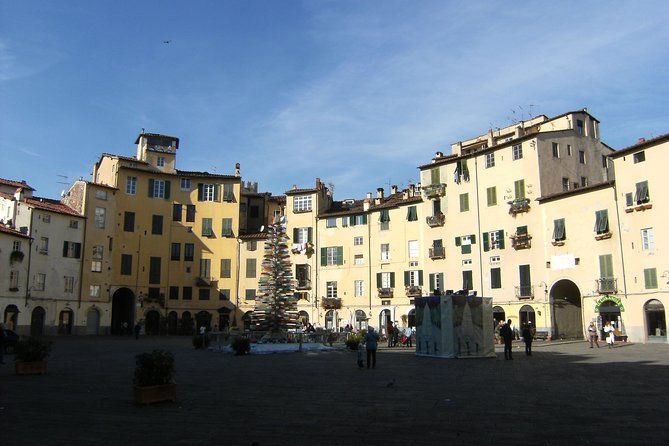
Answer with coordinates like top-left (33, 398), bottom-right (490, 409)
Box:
top-left (364, 327), bottom-right (380, 369)
top-left (604, 322), bottom-right (615, 348)
top-left (588, 322), bottom-right (600, 348)
top-left (500, 319), bottom-right (514, 360)
top-left (521, 323), bottom-right (533, 356)
top-left (386, 321), bottom-right (393, 348)
top-left (404, 326), bottom-right (413, 348)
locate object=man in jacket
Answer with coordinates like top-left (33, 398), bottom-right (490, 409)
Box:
top-left (500, 319), bottom-right (514, 360)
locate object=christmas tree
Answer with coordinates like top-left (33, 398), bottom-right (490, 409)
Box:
top-left (252, 219), bottom-right (299, 332)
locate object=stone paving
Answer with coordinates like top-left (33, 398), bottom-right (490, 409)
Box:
top-left (1, 336), bottom-right (668, 445)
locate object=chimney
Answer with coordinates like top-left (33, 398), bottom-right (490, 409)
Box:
top-left (363, 193), bottom-right (372, 211)
top-left (235, 163), bottom-right (241, 177)
top-left (435, 151), bottom-right (443, 158)
top-left (409, 183), bottom-right (415, 197)
top-left (316, 178), bottom-right (323, 190)
top-left (366, 192), bottom-right (372, 200)
top-left (638, 138), bottom-right (646, 144)
top-left (14, 187), bottom-right (24, 202)
top-left (291, 185), bottom-right (297, 190)
top-left (391, 185), bottom-right (398, 195)
top-left (376, 188), bottom-right (384, 199)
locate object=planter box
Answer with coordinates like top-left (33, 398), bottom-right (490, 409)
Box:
top-left (15, 361), bottom-right (47, 375)
top-left (134, 383), bottom-right (176, 405)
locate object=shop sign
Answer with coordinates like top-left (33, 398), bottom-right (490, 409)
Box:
top-left (595, 296), bottom-right (625, 312)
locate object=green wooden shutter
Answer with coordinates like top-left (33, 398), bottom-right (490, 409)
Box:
top-left (376, 273), bottom-right (382, 288)
top-left (429, 274), bottom-right (435, 292)
top-left (455, 237), bottom-right (461, 247)
top-left (625, 193), bottom-right (633, 207)
top-left (307, 227), bottom-right (313, 243)
top-left (404, 271), bottom-right (410, 286)
top-left (293, 228), bottom-right (299, 241)
top-left (336, 246), bottom-right (343, 265)
top-left (164, 180), bottom-right (171, 200)
top-left (599, 254), bottom-right (613, 278)
top-left (197, 183), bottom-right (204, 201)
top-left (431, 168), bottom-right (440, 185)
top-left (74, 243), bottom-right (81, 259)
top-left (342, 217), bottom-right (348, 227)
top-left (362, 214), bottom-right (367, 224)
top-left (645, 268), bottom-right (658, 289)
top-left (438, 273), bottom-right (444, 291)
top-left (390, 272), bottom-right (395, 288)
top-left (62, 241), bottom-right (68, 257)
top-left (514, 179), bottom-right (525, 199)
top-left (349, 216), bottom-right (355, 226)
top-left (470, 234), bottom-right (476, 244)
top-left (148, 179), bottom-right (155, 198)
top-left (320, 248), bottom-right (327, 266)
top-left (483, 232), bottom-right (490, 251)
top-left (498, 230), bottom-right (505, 249)
top-left (418, 270), bottom-right (424, 286)
top-left (519, 265), bottom-right (531, 287)
top-left (214, 184), bottom-right (221, 202)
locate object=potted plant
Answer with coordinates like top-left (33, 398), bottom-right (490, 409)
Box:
top-left (9, 250), bottom-right (24, 265)
top-left (133, 349), bottom-right (176, 405)
top-left (14, 336), bottom-right (51, 375)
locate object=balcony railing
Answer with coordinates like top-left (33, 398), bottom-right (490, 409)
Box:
top-left (426, 213), bottom-right (445, 227)
top-left (196, 277), bottom-right (217, 287)
top-left (378, 288), bottom-right (394, 298)
top-left (429, 246), bottom-right (445, 259)
top-left (597, 278), bottom-right (617, 294)
top-left (508, 198), bottom-right (531, 215)
top-left (321, 297), bottom-right (342, 309)
top-left (423, 183), bottom-right (446, 198)
top-left (406, 286), bottom-right (422, 297)
top-left (291, 242), bottom-right (314, 254)
top-left (515, 285), bottom-right (534, 299)
top-left (511, 233), bottom-right (532, 250)
top-left (296, 279), bottom-right (312, 290)
top-left (594, 231), bottom-right (612, 241)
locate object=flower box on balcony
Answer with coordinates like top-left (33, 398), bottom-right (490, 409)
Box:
top-left (426, 213), bottom-right (445, 228)
top-left (551, 240), bottom-right (565, 247)
top-left (378, 288), bottom-right (394, 299)
top-left (508, 198), bottom-right (531, 215)
top-left (635, 203), bottom-right (652, 211)
top-left (624, 208), bottom-right (634, 213)
top-left (595, 232), bottom-right (612, 241)
top-left (511, 234), bottom-right (532, 250)
top-left (423, 183), bottom-right (446, 198)
top-left (322, 297), bottom-right (342, 309)
top-left (596, 278), bottom-right (617, 295)
top-left (429, 246), bottom-right (445, 259)
top-left (406, 286), bottom-right (422, 297)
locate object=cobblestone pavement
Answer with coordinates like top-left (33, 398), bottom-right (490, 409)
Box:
top-left (2, 337), bottom-right (668, 446)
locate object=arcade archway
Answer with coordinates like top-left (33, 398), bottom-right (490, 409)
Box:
top-left (111, 288), bottom-right (135, 335)
top-left (550, 279), bottom-right (583, 339)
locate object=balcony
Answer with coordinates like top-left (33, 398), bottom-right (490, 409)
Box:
top-left (595, 231), bottom-right (612, 241)
top-left (515, 285), bottom-right (534, 299)
top-left (406, 286), bottom-right (422, 297)
top-left (429, 246), bottom-right (445, 259)
top-left (322, 297), bottom-right (342, 309)
top-left (291, 242), bottom-right (314, 255)
top-left (511, 233), bottom-right (532, 250)
top-left (296, 279), bottom-right (312, 290)
top-left (423, 183), bottom-right (446, 198)
top-left (597, 278), bottom-right (617, 294)
top-left (426, 213), bottom-right (445, 227)
top-left (378, 288), bottom-right (394, 299)
top-left (508, 198), bottom-right (530, 215)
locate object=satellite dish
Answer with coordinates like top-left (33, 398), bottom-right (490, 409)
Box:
top-left (280, 216), bottom-right (287, 224)
top-left (259, 225), bottom-right (265, 232)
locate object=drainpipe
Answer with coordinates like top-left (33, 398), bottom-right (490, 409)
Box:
top-left (368, 213), bottom-right (372, 319)
top-left (235, 238), bottom-right (241, 326)
top-left (611, 181), bottom-right (628, 304)
top-left (77, 216), bottom-right (86, 312)
top-left (24, 207), bottom-right (35, 309)
top-left (473, 157), bottom-right (484, 294)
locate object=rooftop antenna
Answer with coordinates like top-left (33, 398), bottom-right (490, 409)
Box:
top-left (56, 174), bottom-right (69, 186)
top-left (528, 104), bottom-right (535, 119)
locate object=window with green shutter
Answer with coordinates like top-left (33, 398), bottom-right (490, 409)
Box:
top-left (379, 209), bottom-right (390, 222)
top-left (644, 268), bottom-right (658, 289)
top-left (595, 210), bottom-right (609, 234)
top-left (599, 254), bottom-right (613, 279)
top-left (625, 192), bottom-right (633, 207)
top-left (514, 179), bottom-right (525, 199)
top-left (487, 187), bottom-right (497, 206)
top-left (221, 218), bottom-right (233, 237)
top-left (462, 271), bottom-right (473, 290)
top-left (459, 193), bottom-right (469, 212)
top-left (491, 268), bottom-right (501, 289)
top-left (430, 168), bottom-right (440, 185)
top-left (519, 264), bottom-right (531, 287)
top-left (553, 218), bottom-right (566, 241)
top-left (220, 259), bottom-right (231, 278)
top-left (223, 183), bottom-right (235, 202)
top-left (407, 206), bottom-right (418, 221)
top-left (202, 218), bottom-right (213, 237)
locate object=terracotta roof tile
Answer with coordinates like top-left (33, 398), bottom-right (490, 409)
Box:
top-left (285, 187), bottom-right (319, 196)
top-left (608, 132), bottom-right (669, 158)
top-left (25, 196), bottom-right (83, 217)
top-left (176, 170), bottom-right (239, 180)
top-left (0, 177), bottom-right (35, 191)
top-left (0, 225), bottom-right (30, 239)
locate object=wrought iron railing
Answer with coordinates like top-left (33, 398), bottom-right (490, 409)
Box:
top-left (429, 246), bottom-right (445, 259)
top-left (378, 288), bottom-right (394, 298)
top-left (515, 285), bottom-right (534, 299)
top-left (423, 183), bottom-right (446, 198)
top-left (508, 198), bottom-right (531, 215)
top-left (597, 278), bottom-right (617, 294)
top-left (426, 213), bottom-right (445, 227)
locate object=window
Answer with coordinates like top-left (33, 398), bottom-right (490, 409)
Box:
top-left (552, 142), bottom-right (559, 158)
top-left (490, 268), bottom-right (501, 289)
top-left (408, 240), bottom-right (419, 259)
top-left (123, 212), bottom-right (135, 232)
top-left (483, 230), bottom-right (505, 251)
top-left (485, 152), bottom-right (495, 168)
top-left (247, 241), bottom-right (257, 251)
top-left (512, 144), bottom-right (523, 160)
top-left (635, 181), bottom-right (650, 204)
top-left (219, 289), bottom-right (230, 300)
top-left (223, 183), bottom-right (235, 202)
top-left (354, 236), bottom-right (363, 246)
top-left (459, 193), bottom-right (469, 212)
top-left (454, 159), bottom-right (470, 183)
top-left (576, 119), bottom-right (584, 136)
top-left (119, 254), bottom-right (132, 275)
top-left (183, 287), bottom-right (193, 300)
top-left (186, 205), bottom-right (196, 222)
top-left (12, 241), bottom-right (21, 252)
top-left (430, 168), bottom-right (440, 185)
top-left (180, 178), bottom-right (191, 191)
top-left (70, 220), bottom-right (79, 229)
top-left (9, 270), bottom-right (19, 290)
top-left (578, 150), bottom-right (586, 164)
top-left (342, 217), bottom-right (348, 227)
top-left (641, 228), bottom-right (655, 252)
top-left (326, 218), bottom-right (337, 228)
top-left (553, 218), bottom-right (566, 241)
top-left (273, 209), bottom-right (282, 220)
top-left (40, 237), bottom-right (49, 254)
top-left (567, 144), bottom-right (572, 156)
top-left (625, 192), bottom-right (634, 207)
top-left (490, 255), bottom-right (501, 265)
top-left (326, 281), bottom-right (338, 298)
top-left (201, 184), bottom-right (216, 202)
top-left (245, 289), bottom-right (257, 300)
top-left (42, 214), bottom-right (51, 223)
top-left (94, 207), bottom-right (106, 229)
top-left (172, 204), bottom-right (182, 222)
top-left (221, 218), bottom-right (233, 237)
top-left (644, 268), bottom-right (658, 289)
top-left (89, 245), bottom-right (102, 261)
top-left (432, 199), bottom-right (442, 216)
top-left (380, 243), bottom-right (390, 261)
top-left (405, 270), bottom-right (423, 287)
top-left (581, 177), bottom-right (588, 187)
top-left (633, 151), bottom-right (645, 163)
top-left (595, 210), bottom-right (609, 234)
top-left (62, 241), bottom-right (82, 258)
top-left (198, 288), bottom-right (210, 300)
top-left (293, 195), bottom-right (312, 212)
top-left (169, 286), bottom-right (179, 300)
top-left (220, 259), bottom-right (231, 278)
top-left (323, 247), bottom-right (343, 266)
top-left (428, 273), bottom-right (444, 293)
top-left (514, 180), bottom-right (525, 199)
top-left (200, 258), bottom-right (211, 279)
top-left (35, 273), bottom-right (46, 291)
top-left (246, 259), bottom-right (256, 278)
top-left (456, 234), bottom-right (476, 254)
top-left (519, 264), bottom-right (531, 290)
top-left (462, 271), bottom-right (473, 290)
top-left (126, 176), bottom-right (137, 195)
top-left (151, 179), bottom-right (167, 198)
top-left (90, 285), bottom-right (100, 298)
top-left (379, 272), bottom-right (393, 289)
top-left (352, 214), bottom-right (367, 226)
top-left (406, 206), bottom-right (417, 222)
top-left (202, 218), bottom-right (213, 237)
top-left (354, 280), bottom-right (364, 297)
top-left (184, 243), bottom-right (194, 261)
top-left (462, 259), bottom-right (472, 266)
top-left (170, 243), bottom-right (181, 261)
top-left (486, 187), bottom-right (497, 206)
top-left (354, 254), bottom-right (364, 265)
top-left (149, 257), bottom-right (161, 284)
top-left (92, 189), bottom-right (106, 201)
top-left (562, 178), bottom-right (570, 192)
top-left (152, 215), bottom-right (163, 235)
top-left (156, 156), bottom-right (165, 167)
top-left (293, 227), bottom-right (311, 244)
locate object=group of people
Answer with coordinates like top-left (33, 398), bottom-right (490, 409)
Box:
top-left (385, 321), bottom-right (414, 348)
top-left (498, 319), bottom-right (535, 360)
top-left (588, 321), bottom-right (617, 348)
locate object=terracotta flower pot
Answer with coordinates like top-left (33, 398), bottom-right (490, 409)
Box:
top-left (134, 383), bottom-right (176, 405)
top-left (15, 361), bottom-right (47, 375)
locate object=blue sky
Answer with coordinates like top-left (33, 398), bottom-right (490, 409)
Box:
top-left (1, 1), bottom-right (668, 200)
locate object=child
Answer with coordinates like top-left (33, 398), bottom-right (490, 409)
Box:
top-left (357, 341), bottom-right (365, 368)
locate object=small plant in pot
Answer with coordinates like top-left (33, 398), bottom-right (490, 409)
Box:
top-left (133, 349), bottom-right (176, 405)
top-left (14, 336), bottom-right (51, 375)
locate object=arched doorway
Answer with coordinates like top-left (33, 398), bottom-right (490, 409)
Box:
top-left (30, 307), bottom-right (46, 336)
top-left (550, 279), bottom-right (582, 339)
top-left (644, 299), bottom-right (666, 342)
top-left (181, 311), bottom-right (193, 335)
top-left (218, 308), bottom-right (231, 331)
top-left (355, 310), bottom-right (368, 331)
top-left (519, 305), bottom-right (535, 328)
top-left (492, 306), bottom-right (506, 324)
top-left (325, 310), bottom-right (335, 330)
top-left (167, 311), bottom-right (178, 335)
top-left (111, 288), bottom-right (135, 335)
top-left (4, 304), bottom-right (19, 331)
top-left (242, 311), bottom-right (253, 331)
top-left (407, 309), bottom-right (416, 328)
top-left (598, 300), bottom-right (622, 339)
top-left (58, 309), bottom-right (74, 335)
top-left (379, 309), bottom-right (391, 335)
top-left (145, 310), bottom-right (160, 335)
top-left (86, 308), bottom-right (100, 335)
top-left (196, 311), bottom-right (212, 331)
top-left (298, 311), bottom-right (309, 327)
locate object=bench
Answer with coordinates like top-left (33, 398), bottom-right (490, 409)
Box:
top-left (534, 331), bottom-right (549, 340)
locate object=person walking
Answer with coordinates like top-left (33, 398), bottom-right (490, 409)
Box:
top-left (588, 322), bottom-right (600, 348)
top-left (521, 323), bottom-right (533, 356)
top-left (500, 319), bottom-right (514, 360)
top-left (404, 326), bottom-right (413, 348)
top-left (134, 321), bottom-right (141, 340)
top-left (386, 321), bottom-right (393, 347)
top-left (364, 326), bottom-right (380, 369)
top-left (604, 322), bottom-right (615, 348)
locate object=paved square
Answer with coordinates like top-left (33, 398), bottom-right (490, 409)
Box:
top-left (2, 338), bottom-right (668, 445)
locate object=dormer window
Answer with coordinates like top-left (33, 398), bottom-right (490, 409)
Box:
top-left (157, 157), bottom-right (165, 167)
top-left (294, 195), bottom-right (312, 212)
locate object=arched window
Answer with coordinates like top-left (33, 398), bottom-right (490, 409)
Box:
top-left (644, 299), bottom-right (666, 341)
top-left (355, 310), bottom-right (367, 330)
